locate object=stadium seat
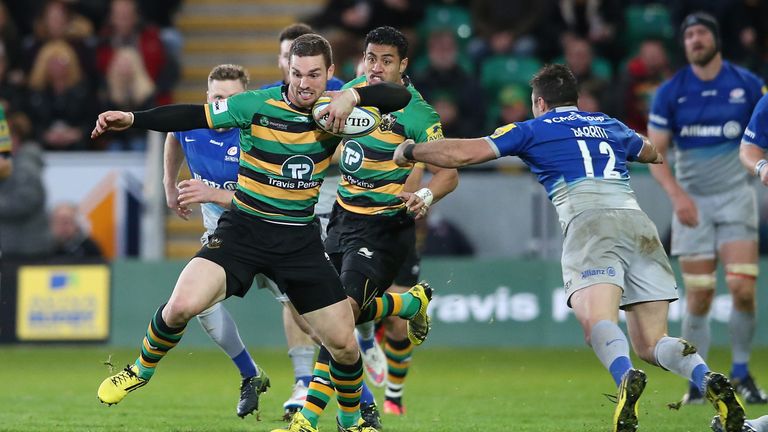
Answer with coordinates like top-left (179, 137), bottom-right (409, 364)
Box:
top-left (480, 56), bottom-right (542, 94)
top-left (418, 5), bottom-right (473, 46)
top-left (622, 4), bottom-right (674, 53)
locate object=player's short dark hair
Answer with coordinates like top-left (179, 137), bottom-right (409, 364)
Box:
top-left (290, 33), bottom-right (333, 68)
top-left (279, 23), bottom-right (314, 42)
top-left (208, 64), bottom-right (249, 88)
top-left (364, 26), bottom-right (408, 59)
top-left (530, 64), bottom-right (579, 108)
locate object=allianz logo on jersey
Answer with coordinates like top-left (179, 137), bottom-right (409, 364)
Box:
top-left (193, 173), bottom-right (237, 190)
top-left (543, 112), bottom-right (606, 124)
top-left (680, 120), bottom-right (742, 139)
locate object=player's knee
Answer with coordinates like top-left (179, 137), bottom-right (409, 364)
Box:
top-left (323, 334), bottom-right (359, 364)
top-left (682, 272), bottom-right (716, 314)
top-left (340, 269), bottom-right (379, 311)
top-left (726, 263), bottom-right (757, 310)
top-left (165, 296), bottom-right (204, 325)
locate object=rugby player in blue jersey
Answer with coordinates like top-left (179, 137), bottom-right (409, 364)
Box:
top-left (648, 12), bottom-right (767, 405)
top-left (393, 64), bottom-right (748, 432)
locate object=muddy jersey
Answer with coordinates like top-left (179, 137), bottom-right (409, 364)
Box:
top-left (205, 85), bottom-right (341, 224)
top-left (338, 76), bottom-right (443, 216)
top-left (649, 61), bottom-right (765, 195)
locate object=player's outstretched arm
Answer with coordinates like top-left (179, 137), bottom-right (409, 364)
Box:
top-left (635, 133), bottom-right (664, 164)
top-left (91, 105), bottom-right (209, 138)
top-left (394, 138), bottom-right (497, 168)
top-left (740, 142), bottom-right (768, 185)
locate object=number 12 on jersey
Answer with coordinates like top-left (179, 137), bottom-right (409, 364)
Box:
top-left (576, 140), bottom-right (621, 179)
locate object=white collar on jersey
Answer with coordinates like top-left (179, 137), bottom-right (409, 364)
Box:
top-left (553, 106), bottom-right (578, 112)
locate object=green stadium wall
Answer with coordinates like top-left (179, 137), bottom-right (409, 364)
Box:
top-left (108, 258), bottom-right (768, 348)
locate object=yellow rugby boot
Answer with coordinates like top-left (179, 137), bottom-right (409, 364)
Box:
top-left (406, 282), bottom-right (432, 346)
top-left (271, 412), bottom-right (318, 432)
top-left (97, 364), bottom-right (148, 405)
top-left (612, 368), bottom-right (647, 432)
top-left (706, 372), bottom-right (746, 432)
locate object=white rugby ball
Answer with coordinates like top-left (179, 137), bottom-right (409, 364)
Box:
top-left (313, 96), bottom-right (381, 138)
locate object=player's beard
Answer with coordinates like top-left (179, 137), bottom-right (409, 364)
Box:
top-left (687, 45), bottom-right (718, 67)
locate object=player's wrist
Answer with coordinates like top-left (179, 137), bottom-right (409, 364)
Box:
top-left (754, 159), bottom-right (768, 177)
top-left (347, 88), bottom-right (360, 106)
top-left (414, 187), bottom-right (433, 207)
top-left (403, 143), bottom-right (416, 161)
top-left (128, 111), bottom-right (135, 126)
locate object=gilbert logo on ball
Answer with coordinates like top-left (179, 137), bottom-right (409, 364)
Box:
top-left (312, 96), bottom-right (381, 138)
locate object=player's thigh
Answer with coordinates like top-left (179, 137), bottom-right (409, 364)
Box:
top-left (167, 257), bottom-right (227, 318)
top-left (562, 209), bottom-right (627, 308)
top-left (622, 211), bottom-right (679, 308)
top-left (272, 221), bottom-right (348, 315)
top-left (196, 211), bottom-right (268, 298)
top-left (302, 299), bottom-right (356, 351)
top-left (671, 193), bottom-right (715, 258)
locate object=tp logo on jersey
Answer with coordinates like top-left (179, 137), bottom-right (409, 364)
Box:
top-left (282, 155), bottom-right (315, 180)
top-left (341, 140), bottom-right (364, 173)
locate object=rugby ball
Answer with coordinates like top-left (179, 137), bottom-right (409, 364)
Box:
top-left (313, 96), bottom-right (381, 138)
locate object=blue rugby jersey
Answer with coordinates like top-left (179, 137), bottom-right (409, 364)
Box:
top-left (648, 61), bottom-right (765, 195)
top-left (743, 93), bottom-right (768, 150)
top-left (485, 106), bottom-right (644, 230)
top-left (173, 128), bottom-right (240, 234)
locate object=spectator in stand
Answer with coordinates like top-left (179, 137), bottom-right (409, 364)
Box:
top-left (22, 0), bottom-right (97, 83)
top-left (470, 0), bottom-right (551, 62)
top-left (96, 0), bottom-right (172, 105)
top-left (27, 40), bottom-right (95, 151)
top-left (308, 0), bottom-right (424, 79)
top-left (619, 38), bottom-right (671, 135)
top-left (101, 47), bottom-right (155, 150)
top-left (0, 2), bottom-right (21, 73)
top-left (0, 40), bottom-right (27, 116)
top-left (49, 202), bottom-right (104, 259)
top-left (0, 139), bottom-right (52, 261)
top-left (562, 36), bottom-right (612, 113)
top-left (541, 0), bottom-right (624, 64)
top-left (21, 0), bottom-right (96, 84)
top-left (496, 84), bottom-right (530, 125)
top-left (412, 29), bottom-right (485, 137)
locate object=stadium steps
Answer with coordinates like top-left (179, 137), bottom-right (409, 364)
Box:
top-left (165, 216), bottom-right (204, 259)
top-left (165, 0), bottom-right (322, 258)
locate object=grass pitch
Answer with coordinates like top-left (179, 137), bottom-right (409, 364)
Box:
top-left (0, 346), bottom-right (764, 431)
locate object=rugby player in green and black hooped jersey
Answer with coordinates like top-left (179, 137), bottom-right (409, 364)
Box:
top-left (304, 26), bottom-right (459, 426)
top-left (91, 33), bottom-right (423, 432)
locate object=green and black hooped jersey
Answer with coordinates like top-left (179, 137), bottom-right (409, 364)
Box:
top-left (339, 76), bottom-right (443, 216)
top-left (205, 85), bottom-right (341, 224)
top-left (0, 106), bottom-right (11, 157)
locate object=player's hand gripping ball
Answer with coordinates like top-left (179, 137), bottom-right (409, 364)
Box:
top-left (313, 96), bottom-right (381, 138)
